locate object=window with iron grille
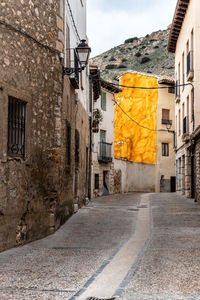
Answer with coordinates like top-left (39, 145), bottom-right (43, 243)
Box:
top-left (162, 143), bottom-right (169, 157)
top-left (66, 123), bottom-right (71, 166)
top-left (162, 109), bottom-right (172, 125)
top-left (95, 174), bottom-right (99, 189)
top-left (7, 96), bottom-right (26, 157)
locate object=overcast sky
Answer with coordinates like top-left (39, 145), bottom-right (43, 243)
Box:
top-left (87, 0), bottom-right (177, 58)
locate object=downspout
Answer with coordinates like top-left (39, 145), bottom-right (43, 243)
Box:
top-left (88, 74), bottom-right (93, 199)
top-left (64, 0), bottom-right (67, 68)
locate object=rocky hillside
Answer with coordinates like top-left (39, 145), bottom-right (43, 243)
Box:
top-left (90, 28), bottom-right (174, 81)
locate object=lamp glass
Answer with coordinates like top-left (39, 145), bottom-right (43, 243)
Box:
top-left (76, 39), bottom-right (91, 68)
top-left (166, 123), bottom-right (171, 130)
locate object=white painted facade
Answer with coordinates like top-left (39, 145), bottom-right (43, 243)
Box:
top-left (91, 81), bottom-right (119, 198)
top-left (65, 0), bottom-right (89, 111)
top-left (169, 0), bottom-right (200, 197)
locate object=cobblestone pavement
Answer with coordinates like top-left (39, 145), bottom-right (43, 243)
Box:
top-left (0, 193), bottom-right (140, 300)
top-left (1, 193), bottom-right (200, 300)
top-left (120, 193), bottom-right (200, 300)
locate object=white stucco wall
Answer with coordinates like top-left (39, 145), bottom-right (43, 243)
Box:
top-left (93, 88), bottom-right (115, 159)
top-left (66, 0), bottom-right (89, 111)
top-left (114, 159), bottom-right (155, 193)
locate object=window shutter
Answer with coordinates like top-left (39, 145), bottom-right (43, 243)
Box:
top-left (101, 91), bottom-right (106, 111)
top-left (162, 109), bottom-right (170, 120)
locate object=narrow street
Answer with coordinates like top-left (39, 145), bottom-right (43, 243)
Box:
top-left (0, 192), bottom-right (200, 300)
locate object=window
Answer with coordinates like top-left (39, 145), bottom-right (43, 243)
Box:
top-left (191, 88), bottom-right (194, 123)
top-left (75, 130), bottom-right (79, 169)
top-left (162, 109), bottom-right (171, 125)
top-left (182, 52), bottom-right (185, 90)
top-left (178, 109), bottom-right (181, 135)
top-left (7, 96), bottom-right (26, 157)
top-left (168, 86), bottom-right (175, 94)
top-left (101, 91), bottom-right (106, 111)
top-left (162, 143), bottom-right (169, 156)
top-left (187, 96), bottom-right (189, 132)
top-left (66, 123), bottom-right (71, 166)
top-left (94, 174), bottom-right (99, 189)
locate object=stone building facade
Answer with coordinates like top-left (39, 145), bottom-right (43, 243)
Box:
top-left (168, 0), bottom-right (200, 200)
top-left (0, 0), bottom-right (90, 251)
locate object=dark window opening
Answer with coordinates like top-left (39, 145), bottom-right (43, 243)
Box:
top-left (95, 174), bottom-right (99, 189)
top-left (75, 129), bottom-right (79, 169)
top-left (66, 123), bottom-right (71, 166)
top-left (162, 143), bottom-right (169, 157)
top-left (168, 86), bottom-right (175, 94)
top-left (7, 96), bottom-right (26, 157)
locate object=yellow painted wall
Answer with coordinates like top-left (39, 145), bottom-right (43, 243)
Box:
top-left (114, 73), bottom-right (158, 164)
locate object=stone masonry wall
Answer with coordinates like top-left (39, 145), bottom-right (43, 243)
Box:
top-left (195, 139), bottom-right (200, 203)
top-left (0, 0), bottom-right (81, 251)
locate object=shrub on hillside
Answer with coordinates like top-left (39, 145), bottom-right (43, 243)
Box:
top-left (105, 64), bottom-right (116, 70)
top-left (124, 37), bottom-right (138, 44)
top-left (121, 58), bottom-right (128, 62)
top-left (140, 56), bottom-right (151, 64)
top-left (109, 56), bottom-right (116, 61)
top-left (117, 64), bottom-right (127, 69)
top-left (135, 52), bottom-right (142, 57)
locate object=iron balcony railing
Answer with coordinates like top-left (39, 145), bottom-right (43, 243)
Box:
top-left (66, 49), bottom-right (79, 89)
top-left (98, 142), bottom-right (112, 163)
top-left (162, 119), bottom-right (172, 125)
top-left (187, 50), bottom-right (194, 76)
top-left (175, 80), bottom-right (180, 98)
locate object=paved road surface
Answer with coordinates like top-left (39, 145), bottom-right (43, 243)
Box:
top-left (0, 192), bottom-right (200, 299)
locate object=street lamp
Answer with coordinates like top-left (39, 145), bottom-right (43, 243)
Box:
top-left (76, 39), bottom-right (91, 69)
top-left (63, 39), bottom-right (91, 76)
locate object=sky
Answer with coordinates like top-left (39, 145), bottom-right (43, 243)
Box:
top-left (87, 0), bottom-right (177, 58)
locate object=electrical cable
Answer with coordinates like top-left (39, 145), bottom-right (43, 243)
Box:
top-left (116, 99), bottom-right (172, 133)
top-left (66, 0), bottom-right (81, 42)
top-left (111, 82), bottom-right (193, 90)
top-left (114, 99), bottom-right (170, 132)
top-left (90, 76), bottom-right (194, 90)
top-left (0, 20), bottom-right (59, 54)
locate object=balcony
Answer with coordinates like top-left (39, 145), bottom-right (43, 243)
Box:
top-left (161, 119), bottom-right (172, 125)
top-left (182, 116), bottom-right (190, 142)
top-left (66, 49), bottom-right (79, 89)
top-left (175, 80), bottom-right (180, 103)
top-left (187, 51), bottom-right (194, 81)
top-left (98, 142), bottom-right (112, 163)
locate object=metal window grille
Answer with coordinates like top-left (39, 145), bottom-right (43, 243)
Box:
top-left (162, 143), bottom-right (169, 157)
top-left (7, 96), bottom-right (26, 157)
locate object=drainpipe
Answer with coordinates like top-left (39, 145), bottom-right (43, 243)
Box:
top-left (64, 0), bottom-right (67, 68)
top-left (88, 75), bottom-right (93, 199)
